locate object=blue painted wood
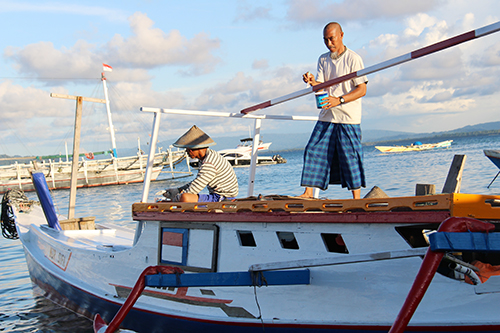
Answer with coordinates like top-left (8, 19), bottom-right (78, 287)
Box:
top-left (145, 269), bottom-right (310, 288)
top-left (31, 172), bottom-right (61, 231)
top-left (429, 232), bottom-right (500, 252)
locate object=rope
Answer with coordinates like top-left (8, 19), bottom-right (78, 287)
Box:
top-left (253, 284), bottom-right (265, 332)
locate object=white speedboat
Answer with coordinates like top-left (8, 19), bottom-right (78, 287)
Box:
top-left (190, 138), bottom-right (286, 168)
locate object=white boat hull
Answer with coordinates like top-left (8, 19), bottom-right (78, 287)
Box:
top-left (12, 194), bottom-right (500, 332)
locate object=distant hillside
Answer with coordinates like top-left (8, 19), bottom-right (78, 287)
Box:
top-left (362, 121), bottom-right (500, 145)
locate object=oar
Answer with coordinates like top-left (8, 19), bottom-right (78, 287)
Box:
top-left (241, 21), bottom-right (500, 114)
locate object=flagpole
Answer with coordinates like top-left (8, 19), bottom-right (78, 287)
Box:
top-left (101, 64), bottom-right (118, 157)
top-left (241, 21), bottom-right (500, 115)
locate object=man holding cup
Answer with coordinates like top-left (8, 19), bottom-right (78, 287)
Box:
top-left (299, 22), bottom-right (368, 199)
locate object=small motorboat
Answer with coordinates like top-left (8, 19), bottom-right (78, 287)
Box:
top-left (375, 140), bottom-right (453, 153)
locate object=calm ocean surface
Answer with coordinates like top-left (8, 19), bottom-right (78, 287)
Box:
top-left (1, 134), bottom-right (500, 332)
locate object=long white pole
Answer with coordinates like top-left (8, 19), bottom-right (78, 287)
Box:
top-left (248, 118), bottom-right (261, 196)
top-left (101, 72), bottom-right (118, 157)
top-left (141, 111), bottom-right (161, 203)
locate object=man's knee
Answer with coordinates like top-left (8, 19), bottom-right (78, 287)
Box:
top-left (179, 193), bottom-right (199, 202)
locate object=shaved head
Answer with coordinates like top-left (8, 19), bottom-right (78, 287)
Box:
top-left (324, 22), bottom-right (343, 35)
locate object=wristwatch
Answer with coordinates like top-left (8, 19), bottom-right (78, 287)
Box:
top-left (339, 96), bottom-right (345, 104)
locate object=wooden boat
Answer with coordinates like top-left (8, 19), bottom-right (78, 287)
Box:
top-left (375, 140), bottom-right (453, 153)
top-left (6, 107), bottom-right (500, 333)
top-left (485, 150), bottom-right (500, 169)
top-left (0, 69), bottom-right (189, 194)
top-left (7, 158), bottom-right (500, 333)
top-left (4, 22), bottom-right (500, 333)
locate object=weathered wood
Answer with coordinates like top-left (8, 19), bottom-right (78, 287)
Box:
top-left (442, 154), bottom-right (467, 193)
top-left (416, 184), bottom-right (435, 196)
top-left (59, 216), bottom-right (96, 230)
top-left (364, 186), bottom-right (389, 198)
top-left (68, 96), bottom-right (83, 219)
top-left (50, 93), bottom-right (106, 104)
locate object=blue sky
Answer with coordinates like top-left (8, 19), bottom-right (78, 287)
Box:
top-left (0, 0), bottom-right (499, 156)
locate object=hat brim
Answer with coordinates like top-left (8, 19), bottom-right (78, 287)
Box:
top-left (173, 125), bottom-right (216, 149)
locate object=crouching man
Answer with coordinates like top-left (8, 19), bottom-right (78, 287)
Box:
top-left (162, 125), bottom-right (238, 202)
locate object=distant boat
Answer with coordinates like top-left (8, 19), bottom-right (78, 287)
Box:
top-left (484, 149), bottom-right (500, 188)
top-left (484, 150), bottom-right (500, 169)
top-left (375, 140), bottom-right (453, 153)
top-left (0, 68), bottom-right (188, 194)
top-left (189, 138), bottom-right (286, 168)
top-left (236, 137), bottom-right (272, 152)
top-left (218, 150), bottom-right (286, 167)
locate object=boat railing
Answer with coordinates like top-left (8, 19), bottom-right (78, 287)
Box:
top-left (139, 107), bottom-right (319, 202)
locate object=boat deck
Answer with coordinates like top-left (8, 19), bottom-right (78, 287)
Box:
top-left (16, 205), bottom-right (134, 251)
top-left (133, 193), bottom-right (500, 222)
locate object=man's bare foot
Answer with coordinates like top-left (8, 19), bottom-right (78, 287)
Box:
top-left (297, 187), bottom-right (314, 198)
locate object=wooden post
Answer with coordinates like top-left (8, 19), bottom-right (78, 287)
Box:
top-left (50, 93), bottom-right (106, 219)
top-left (442, 154), bottom-right (467, 194)
top-left (416, 184), bottom-right (436, 196)
top-left (68, 96), bottom-right (83, 219)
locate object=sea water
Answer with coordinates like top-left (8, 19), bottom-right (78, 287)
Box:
top-left (1, 134), bottom-right (500, 332)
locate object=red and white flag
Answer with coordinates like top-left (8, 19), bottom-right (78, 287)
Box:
top-left (102, 63), bottom-right (113, 72)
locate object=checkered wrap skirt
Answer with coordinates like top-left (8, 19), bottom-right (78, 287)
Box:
top-left (301, 122), bottom-right (365, 191)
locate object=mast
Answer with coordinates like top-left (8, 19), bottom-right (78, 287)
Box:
top-left (101, 71), bottom-right (118, 157)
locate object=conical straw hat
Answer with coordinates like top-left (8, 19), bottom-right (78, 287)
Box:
top-left (173, 125), bottom-right (216, 149)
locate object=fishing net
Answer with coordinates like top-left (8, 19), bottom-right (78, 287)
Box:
top-left (1, 189), bottom-right (37, 239)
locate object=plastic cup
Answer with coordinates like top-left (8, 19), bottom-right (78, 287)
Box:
top-left (315, 92), bottom-right (328, 109)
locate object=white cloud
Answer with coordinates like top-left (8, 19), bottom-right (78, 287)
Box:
top-left (105, 12), bottom-right (222, 75)
top-left (3, 12), bottom-right (222, 84)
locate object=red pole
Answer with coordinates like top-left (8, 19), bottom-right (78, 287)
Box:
top-left (93, 265), bottom-right (184, 333)
top-left (388, 217), bottom-right (494, 333)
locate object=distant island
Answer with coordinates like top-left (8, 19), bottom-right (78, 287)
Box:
top-left (362, 121), bottom-right (500, 146)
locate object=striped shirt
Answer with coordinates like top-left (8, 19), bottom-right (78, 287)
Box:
top-left (182, 149), bottom-right (238, 198)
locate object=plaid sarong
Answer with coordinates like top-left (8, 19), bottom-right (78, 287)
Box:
top-left (301, 122), bottom-right (365, 190)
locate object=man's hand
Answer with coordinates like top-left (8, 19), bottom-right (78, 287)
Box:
top-left (302, 72), bottom-right (316, 85)
top-left (163, 188), bottom-right (180, 200)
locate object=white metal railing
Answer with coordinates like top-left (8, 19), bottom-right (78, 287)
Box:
top-left (139, 108), bottom-right (319, 202)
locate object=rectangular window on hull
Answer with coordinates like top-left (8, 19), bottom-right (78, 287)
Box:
top-left (159, 223), bottom-right (219, 272)
top-left (321, 233), bottom-right (349, 253)
top-left (277, 231), bottom-right (299, 250)
top-left (237, 230), bottom-right (256, 247)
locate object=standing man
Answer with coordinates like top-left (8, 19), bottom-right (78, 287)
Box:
top-left (162, 125), bottom-right (238, 202)
top-left (299, 22), bottom-right (368, 199)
